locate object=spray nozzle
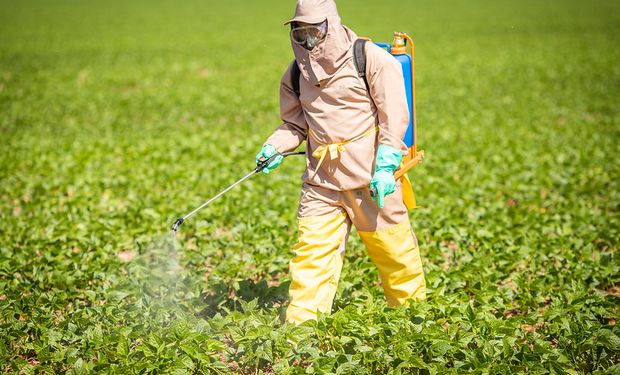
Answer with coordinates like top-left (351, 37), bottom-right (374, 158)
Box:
top-left (171, 217), bottom-right (184, 232)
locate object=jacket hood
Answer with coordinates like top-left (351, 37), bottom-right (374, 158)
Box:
top-left (288, 0), bottom-right (357, 85)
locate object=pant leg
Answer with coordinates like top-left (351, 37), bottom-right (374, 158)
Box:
top-left (286, 184), bottom-right (351, 324)
top-left (358, 219), bottom-right (426, 306)
top-left (341, 181), bottom-right (426, 306)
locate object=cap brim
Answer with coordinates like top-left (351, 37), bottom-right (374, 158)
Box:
top-left (284, 16), bottom-right (327, 25)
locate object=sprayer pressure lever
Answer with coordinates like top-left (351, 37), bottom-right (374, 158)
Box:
top-left (255, 154), bottom-right (277, 173)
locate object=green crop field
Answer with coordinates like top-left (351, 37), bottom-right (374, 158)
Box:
top-left (1, 0), bottom-right (619, 373)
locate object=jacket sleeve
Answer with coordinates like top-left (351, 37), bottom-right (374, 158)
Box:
top-left (264, 61), bottom-right (308, 153)
top-left (365, 43), bottom-right (410, 154)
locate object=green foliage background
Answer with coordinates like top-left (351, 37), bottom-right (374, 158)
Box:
top-left (1, 0), bottom-right (619, 373)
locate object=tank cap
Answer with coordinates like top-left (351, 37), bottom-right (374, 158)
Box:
top-left (391, 32), bottom-right (407, 55)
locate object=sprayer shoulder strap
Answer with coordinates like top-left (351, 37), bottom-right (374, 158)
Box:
top-left (291, 61), bottom-right (301, 96)
top-left (290, 39), bottom-right (369, 97)
top-left (352, 39), bottom-right (370, 92)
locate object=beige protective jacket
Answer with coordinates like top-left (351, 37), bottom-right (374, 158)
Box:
top-left (266, 0), bottom-right (409, 191)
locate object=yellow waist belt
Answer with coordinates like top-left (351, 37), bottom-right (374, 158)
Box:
top-left (309, 127), bottom-right (378, 176)
top-left (308, 126), bottom-right (417, 210)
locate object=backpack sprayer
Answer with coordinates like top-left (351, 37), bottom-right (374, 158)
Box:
top-left (170, 151), bottom-right (304, 232)
top-left (369, 32), bottom-right (425, 199)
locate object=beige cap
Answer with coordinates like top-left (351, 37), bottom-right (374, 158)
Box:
top-left (284, 0), bottom-right (339, 25)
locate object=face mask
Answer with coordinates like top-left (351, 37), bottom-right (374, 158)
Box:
top-left (302, 34), bottom-right (321, 50)
top-left (290, 21), bottom-right (327, 51)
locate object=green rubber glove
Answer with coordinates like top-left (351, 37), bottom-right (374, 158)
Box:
top-left (255, 144), bottom-right (283, 174)
top-left (370, 144), bottom-right (403, 208)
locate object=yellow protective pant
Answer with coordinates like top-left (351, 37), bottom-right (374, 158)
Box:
top-left (286, 182), bottom-right (426, 324)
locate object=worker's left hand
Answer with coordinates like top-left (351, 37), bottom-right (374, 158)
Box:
top-left (370, 170), bottom-right (396, 208)
top-left (371, 144), bottom-right (403, 208)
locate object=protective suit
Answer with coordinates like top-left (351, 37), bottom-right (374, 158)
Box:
top-left (262, 0), bottom-right (426, 324)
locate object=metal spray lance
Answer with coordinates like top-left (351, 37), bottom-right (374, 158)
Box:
top-left (170, 151), bottom-right (304, 232)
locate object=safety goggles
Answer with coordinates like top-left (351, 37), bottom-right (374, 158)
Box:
top-left (290, 21), bottom-right (328, 45)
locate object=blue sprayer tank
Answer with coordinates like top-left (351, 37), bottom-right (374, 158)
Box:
top-left (394, 53), bottom-right (414, 147)
top-left (374, 33), bottom-right (424, 207)
top-left (375, 34), bottom-right (415, 149)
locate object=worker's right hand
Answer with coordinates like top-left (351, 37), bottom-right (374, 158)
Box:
top-left (255, 144), bottom-right (283, 174)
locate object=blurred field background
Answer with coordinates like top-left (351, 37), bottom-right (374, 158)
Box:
top-left (1, 0), bottom-right (619, 373)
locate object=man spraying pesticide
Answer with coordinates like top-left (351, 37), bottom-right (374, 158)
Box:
top-left (255, 0), bottom-right (427, 324)
top-left (172, 0), bottom-right (426, 324)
